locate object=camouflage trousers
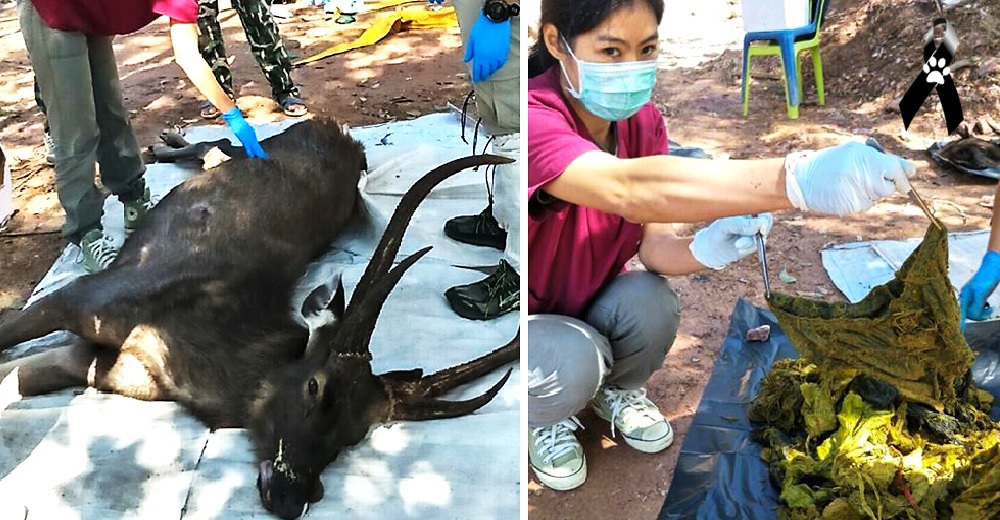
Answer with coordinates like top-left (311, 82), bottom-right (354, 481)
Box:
top-left (197, 0), bottom-right (300, 101)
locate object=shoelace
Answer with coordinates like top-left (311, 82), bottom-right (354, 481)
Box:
top-left (602, 388), bottom-right (651, 438)
top-left (86, 236), bottom-right (118, 269)
top-left (484, 261), bottom-right (518, 302)
top-left (473, 207), bottom-right (498, 236)
top-left (532, 417), bottom-right (583, 465)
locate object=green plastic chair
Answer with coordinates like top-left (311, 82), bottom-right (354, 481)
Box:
top-left (741, 0), bottom-right (828, 119)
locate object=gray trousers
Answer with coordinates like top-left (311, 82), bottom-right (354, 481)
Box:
top-left (452, 0), bottom-right (520, 137)
top-left (453, 1), bottom-right (520, 269)
top-left (19, 0), bottom-right (146, 243)
top-left (528, 271), bottom-right (682, 428)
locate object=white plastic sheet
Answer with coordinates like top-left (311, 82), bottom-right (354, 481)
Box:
top-left (821, 229), bottom-right (1000, 317)
top-left (0, 113), bottom-right (519, 519)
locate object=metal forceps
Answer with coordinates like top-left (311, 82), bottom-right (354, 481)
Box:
top-left (755, 229), bottom-right (771, 299)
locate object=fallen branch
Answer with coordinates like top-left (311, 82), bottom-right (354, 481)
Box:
top-left (0, 229), bottom-right (61, 238)
top-left (13, 165), bottom-right (47, 191)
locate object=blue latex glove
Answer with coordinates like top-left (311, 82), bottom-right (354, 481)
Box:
top-left (690, 214), bottom-right (774, 270)
top-left (221, 107), bottom-right (268, 159)
top-left (427, 0), bottom-right (443, 3)
top-left (959, 251), bottom-right (1000, 329)
top-left (464, 12), bottom-right (510, 83)
top-left (784, 142), bottom-right (915, 216)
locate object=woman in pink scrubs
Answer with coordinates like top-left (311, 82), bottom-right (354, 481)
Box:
top-left (526, 0), bottom-right (916, 491)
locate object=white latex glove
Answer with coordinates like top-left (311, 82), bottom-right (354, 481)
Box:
top-left (690, 214), bottom-right (774, 270)
top-left (785, 142), bottom-right (916, 216)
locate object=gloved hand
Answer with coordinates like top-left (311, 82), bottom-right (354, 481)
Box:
top-left (690, 214), bottom-right (774, 270)
top-left (427, 0), bottom-right (444, 3)
top-left (221, 107), bottom-right (268, 159)
top-left (464, 12), bottom-right (510, 83)
top-left (785, 142), bottom-right (915, 216)
top-left (959, 250), bottom-right (1000, 329)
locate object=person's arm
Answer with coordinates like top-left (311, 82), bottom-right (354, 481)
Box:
top-left (545, 141), bottom-right (914, 224)
top-left (168, 20), bottom-right (235, 113)
top-left (547, 151), bottom-right (789, 224)
top-left (989, 183), bottom-right (1000, 253)
top-left (960, 183), bottom-right (1000, 326)
top-left (638, 224), bottom-right (703, 276)
top-left (640, 214), bottom-right (773, 275)
top-left (168, 19), bottom-right (267, 159)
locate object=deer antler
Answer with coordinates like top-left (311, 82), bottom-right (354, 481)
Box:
top-left (330, 154), bottom-right (513, 358)
top-left (382, 331), bottom-right (519, 421)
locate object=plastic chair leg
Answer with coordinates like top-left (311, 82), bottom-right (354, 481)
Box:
top-left (741, 40), bottom-right (752, 118)
top-left (811, 47), bottom-right (825, 106)
top-left (797, 55), bottom-right (804, 105)
top-left (777, 35), bottom-right (799, 119)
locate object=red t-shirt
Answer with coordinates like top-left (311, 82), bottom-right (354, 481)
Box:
top-left (31, 0), bottom-right (198, 36)
top-left (528, 67), bottom-right (669, 318)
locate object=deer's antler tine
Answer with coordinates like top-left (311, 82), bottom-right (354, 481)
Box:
top-left (347, 154), bottom-right (511, 309)
top-left (387, 368), bottom-right (513, 422)
top-left (333, 154), bottom-right (512, 355)
top-left (413, 332), bottom-right (519, 398)
top-left (331, 246), bottom-right (431, 358)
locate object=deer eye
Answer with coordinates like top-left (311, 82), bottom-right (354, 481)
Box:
top-left (307, 377), bottom-right (319, 397)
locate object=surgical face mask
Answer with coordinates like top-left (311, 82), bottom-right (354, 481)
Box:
top-left (558, 36), bottom-right (659, 122)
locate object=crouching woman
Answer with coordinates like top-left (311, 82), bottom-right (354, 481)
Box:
top-left (526, 0), bottom-right (915, 491)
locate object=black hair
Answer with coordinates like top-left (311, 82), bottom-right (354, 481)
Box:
top-left (528, 0), bottom-right (666, 78)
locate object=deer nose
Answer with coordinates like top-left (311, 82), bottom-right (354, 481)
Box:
top-left (258, 461), bottom-right (311, 519)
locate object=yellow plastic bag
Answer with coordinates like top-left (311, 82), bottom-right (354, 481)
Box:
top-left (295, 5), bottom-right (458, 66)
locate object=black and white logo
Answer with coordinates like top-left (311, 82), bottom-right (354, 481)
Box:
top-left (899, 18), bottom-right (964, 135)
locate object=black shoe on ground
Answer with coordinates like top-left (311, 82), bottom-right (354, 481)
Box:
top-left (445, 259), bottom-right (519, 321)
top-left (444, 206), bottom-right (507, 250)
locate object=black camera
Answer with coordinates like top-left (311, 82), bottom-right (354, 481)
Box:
top-left (483, 0), bottom-right (519, 23)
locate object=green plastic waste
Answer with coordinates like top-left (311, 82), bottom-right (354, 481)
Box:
top-left (751, 220), bottom-right (1000, 519)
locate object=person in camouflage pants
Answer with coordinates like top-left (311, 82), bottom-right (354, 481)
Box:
top-left (197, 0), bottom-right (307, 118)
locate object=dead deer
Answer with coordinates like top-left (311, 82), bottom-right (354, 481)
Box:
top-left (0, 119), bottom-right (519, 520)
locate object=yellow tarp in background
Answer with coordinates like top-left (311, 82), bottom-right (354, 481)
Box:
top-left (294, 2), bottom-right (458, 66)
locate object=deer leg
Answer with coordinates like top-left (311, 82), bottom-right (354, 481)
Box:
top-left (0, 293), bottom-right (74, 354)
top-left (1, 264), bottom-right (201, 354)
top-left (0, 333), bottom-right (164, 403)
top-left (0, 337), bottom-right (102, 398)
top-left (0, 283), bottom-right (130, 354)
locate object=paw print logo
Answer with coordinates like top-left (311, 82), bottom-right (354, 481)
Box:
top-left (899, 17), bottom-right (964, 135)
top-left (923, 56), bottom-right (951, 85)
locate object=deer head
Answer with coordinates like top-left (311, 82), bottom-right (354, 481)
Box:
top-left (248, 154), bottom-right (516, 519)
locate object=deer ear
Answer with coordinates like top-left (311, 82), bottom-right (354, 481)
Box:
top-left (302, 273), bottom-right (345, 330)
top-left (302, 274), bottom-right (346, 359)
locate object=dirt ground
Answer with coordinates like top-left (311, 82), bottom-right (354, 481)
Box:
top-left (527, 0), bottom-right (1000, 519)
top-left (0, 0), bottom-right (471, 312)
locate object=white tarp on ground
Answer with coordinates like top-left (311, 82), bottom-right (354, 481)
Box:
top-left (821, 228), bottom-right (1000, 317)
top-left (0, 112), bottom-right (520, 519)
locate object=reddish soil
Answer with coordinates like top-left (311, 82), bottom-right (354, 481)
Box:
top-left (0, 0), bottom-right (470, 310)
top-left (527, 0), bottom-right (1000, 518)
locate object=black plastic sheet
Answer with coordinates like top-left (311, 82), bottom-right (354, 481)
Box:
top-left (928, 140), bottom-right (1000, 180)
top-left (657, 298), bottom-right (1000, 520)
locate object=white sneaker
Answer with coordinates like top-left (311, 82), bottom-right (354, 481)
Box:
top-left (591, 387), bottom-right (673, 453)
top-left (79, 229), bottom-right (119, 273)
top-left (528, 417), bottom-right (586, 491)
top-left (43, 130), bottom-right (55, 165)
